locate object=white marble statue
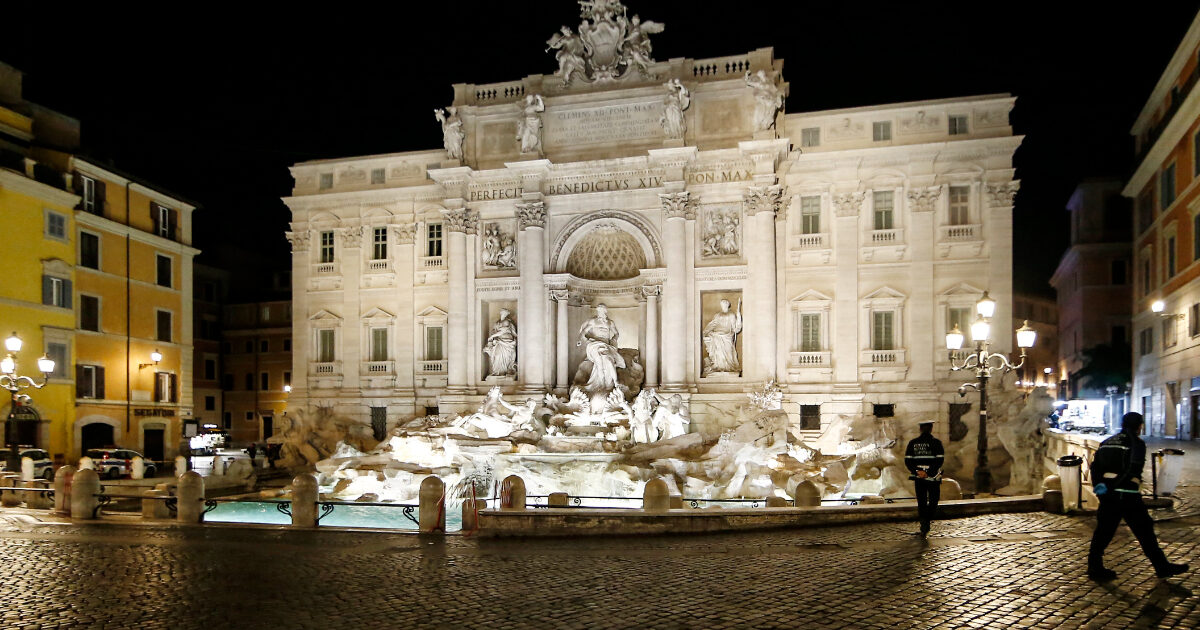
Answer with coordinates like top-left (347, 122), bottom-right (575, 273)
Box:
top-left (624, 15), bottom-right (664, 77)
top-left (745, 70), bottom-right (783, 132)
top-left (660, 78), bottom-right (689, 139)
top-left (516, 94), bottom-right (546, 155)
top-left (652, 392), bottom-right (690, 440)
top-left (483, 309), bottom-right (518, 377)
top-left (702, 299), bottom-right (742, 376)
top-left (433, 107), bottom-right (464, 161)
top-left (576, 304), bottom-right (625, 398)
top-left (547, 26), bottom-right (587, 86)
top-left (629, 389), bottom-right (658, 443)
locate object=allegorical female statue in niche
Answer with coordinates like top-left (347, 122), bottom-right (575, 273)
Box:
top-left (702, 298), bottom-right (742, 376)
top-left (483, 309), bottom-right (518, 377)
top-left (576, 304), bottom-right (625, 396)
top-left (434, 106), bottom-right (464, 161)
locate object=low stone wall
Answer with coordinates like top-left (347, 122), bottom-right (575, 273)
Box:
top-left (477, 495), bottom-right (1045, 537)
top-left (1044, 430), bottom-right (1103, 486)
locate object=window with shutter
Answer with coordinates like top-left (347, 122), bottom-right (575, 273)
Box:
top-left (318, 329), bottom-right (335, 362)
top-left (80, 295), bottom-right (100, 331)
top-left (800, 314), bottom-right (821, 352)
top-left (872, 311), bottom-right (895, 350)
top-left (371, 328), bottom-right (388, 361)
top-left (80, 232), bottom-right (100, 269)
top-left (156, 255), bottom-right (172, 287)
top-left (156, 310), bottom-right (172, 342)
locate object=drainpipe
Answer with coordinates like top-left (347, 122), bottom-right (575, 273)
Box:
top-left (125, 182), bottom-right (131, 437)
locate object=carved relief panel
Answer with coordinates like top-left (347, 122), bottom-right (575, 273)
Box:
top-left (700, 204), bottom-right (742, 260)
top-left (480, 219), bottom-right (518, 270)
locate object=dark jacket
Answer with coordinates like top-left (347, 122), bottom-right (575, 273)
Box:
top-left (904, 433), bottom-right (945, 480)
top-left (1092, 431), bottom-right (1146, 494)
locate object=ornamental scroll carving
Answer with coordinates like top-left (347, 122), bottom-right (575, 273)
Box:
top-left (907, 187), bottom-right (942, 213)
top-left (986, 181), bottom-right (1020, 206)
top-left (516, 201), bottom-right (547, 230)
top-left (391, 224), bottom-right (417, 245)
top-left (659, 191), bottom-right (694, 220)
top-left (286, 231), bottom-right (310, 253)
top-left (743, 185), bottom-right (786, 217)
top-left (833, 192), bottom-right (865, 218)
top-left (339, 226), bottom-right (363, 249)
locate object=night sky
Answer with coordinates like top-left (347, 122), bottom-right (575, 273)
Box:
top-left (4, 3), bottom-right (1198, 298)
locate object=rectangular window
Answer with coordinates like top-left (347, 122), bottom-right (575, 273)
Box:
top-left (371, 328), bottom-right (389, 362)
top-left (1164, 319), bottom-right (1178, 348)
top-left (260, 340), bottom-right (269, 353)
top-left (245, 411), bottom-right (254, 421)
top-left (283, 371), bottom-right (291, 387)
top-left (1138, 189), bottom-right (1155, 233)
top-left (371, 168), bottom-right (385, 184)
top-left (800, 313), bottom-right (821, 352)
top-left (80, 232), bottom-right (99, 269)
top-left (319, 173), bottom-right (333, 190)
top-left (45, 210), bottom-right (66, 240)
top-left (156, 310), bottom-right (172, 343)
top-left (154, 205), bottom-right (173, 240)
top-left (283, 338), bottom-right (292, 352)
top-left (1161, 164), bottom-right (1177, 210)
top-left (801, 127), bottom-right (820, 148)
top-left (371, 407), bottom-right (387, 441)
top-left (947, 307), bottom-right (970, 335)
top-left (260, 372), bottom-right (269, 391)
top-left (948, 186), bottom-right (969, 226)
top-left (81, 175), bottom-right (97, 213)
top-left (873, 403), bottom-right (895, 418)
top-left (948, 115), bottom-right (968, 135)
top-left (204, 396), bottom-right (215, 411)
top-left (1111, 260), bottom-right (1126, 285)
top-left (800, 405), bottom-right (821, 430)
top-left (1195, 130), bottom-right (1200, 177)
top-left (1192, 303), bottom-right (1200, 337)
top-left (222, 373), bottom-right (233, 390)
top-left (426, 223), bottom-right (443, 257)
top-left (872, 121), bottom-right (891, 141)
top-left (77, 364), bottom-right (102, 399)
top-left (244, 373), bottom-right (253, 390)
top-left (46, 342), bottom-right (67, 379)
top-left (1142, 258), bottom-right (1152, 296)
top-left (872, 311), bottom-right (894, 350)
top-left (1194, 213), bottom-right (1200, 262)
top-left (245, 340), bottom-right (253, 353)
top-left (223, 411), bottom-right (232, 429)
top-left (318, 329), bottom-right (335, 363)
top-left (80, 295), bottom-right (100, 332)
top-left (800, 196), bottom-right (820, 234)
top-left (873, 191), bottom-right (894, 230)
top-left (1139, 327), bottom-right (1154, 356)
top-left (319, 231), bottom-right (335, 263)
top-left (154, 372), bottom-right (176, 403)
top-left (204, 359), bottom-right (215, 380)
top-left (1168, 236), bottom-right (1177, 277)
top-left (156, 254), bottom-right (172, 288)
top-left (426, 326), bottom-right (443, 361)
top-left (373, 227), bottom-right (388, 260)
top-left (42, 276), bottom-right (68, 308)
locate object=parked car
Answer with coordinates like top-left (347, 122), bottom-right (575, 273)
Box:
top-left (0, 448), bottom-right (54, 480)
top-left (83, 449), bottom-right (157, 479)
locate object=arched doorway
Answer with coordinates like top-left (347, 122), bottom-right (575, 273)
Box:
top-left (81, 423), bottom-right (114, 453)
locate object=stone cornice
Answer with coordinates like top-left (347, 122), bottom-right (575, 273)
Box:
top-left (282, 184), bottom-right (444, 210)
top-left (75, 210), bottom-right (201, 255)
top-left (1130, 13), bottom-right (1200, 134)
top-left (0, 169), bottom-right (79, 208)
top-left (1125, 84), bottom-right (1200, 197)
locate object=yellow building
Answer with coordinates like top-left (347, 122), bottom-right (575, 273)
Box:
top-left (70, 158), bottom-right (199, 463)
top-left (0, 71), bottom-right (79, 464)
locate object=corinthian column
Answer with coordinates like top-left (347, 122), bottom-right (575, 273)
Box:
top-left (659, 192), bottom-right (691, 389)
top-left (444, 209), bottom-right (470, 391)
top-left (642, 285), bottom-right (661, 387)
top-left (516, 201), bottom-right (547, 393)
top-left (550, 289), bottom-right (570, 390)
top-left (744, 185), bottom-right (785, 383)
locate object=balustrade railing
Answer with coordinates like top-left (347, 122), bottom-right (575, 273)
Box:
top-left (363, 361), bottom-right (394, 374)
top-left (692, 55), bottom-right (751, 78)
top-left (473, 81), bottom-right (525, 104)
top-left (366, 259), bottom-right (391, 272)
top-left (313, 262), bottom-right (338, 275)
top-left (421, 256), bottom-right (445, 269)
top-left (868, 228), bottom-right (902, 244)
top-left (940, 224), bottom-right (979, 241)
top-left (860, 349), bottom-right (906, 365)
top-left (792, 233), bottom-right (828, 249)
top-left (790, 351), bottom-right (830, 366)
top-left (418, 360), bottom-right (446, 374)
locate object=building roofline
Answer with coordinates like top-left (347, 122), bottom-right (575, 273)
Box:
top-left (1131, 10), bottom-right (1200, 134)
top-left (784, 93), bottom-right (1014, 119)
top-left (71, 156), bottom-right (201, 210)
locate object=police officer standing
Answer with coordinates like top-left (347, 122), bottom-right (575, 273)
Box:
top-left (1088, 412), bottom-right (1188, 581)
top-left (905, 420), bottom-right (945, 536)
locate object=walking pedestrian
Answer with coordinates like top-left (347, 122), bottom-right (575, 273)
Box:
top-left (247, 443), bottom-right (257, 461)
top-left (905, 419), bottom-right (944, 536)
top-left (1087, 412), bottom-right (1189, 581)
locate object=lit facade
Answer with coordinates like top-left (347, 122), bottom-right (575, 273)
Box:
top-left (1125, 11), bottom-right (1200, 440)
top-left (221, 300), bottom-right (292, 444)
top-left (1012, 293), bottom-right (1059, 395)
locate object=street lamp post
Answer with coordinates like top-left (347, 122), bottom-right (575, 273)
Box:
top-left (1, 332), bottom-right (55, 473)
top-left (945, 292), bottom-right (1037, 494)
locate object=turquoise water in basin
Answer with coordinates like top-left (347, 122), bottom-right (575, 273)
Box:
top-left (205, 501), bottom-right (463, 532)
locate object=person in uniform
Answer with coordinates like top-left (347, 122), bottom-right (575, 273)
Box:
top-left (905, 420), bottom-right (945, 536)
top-left (1087, 412), bottom-right (1188, 581)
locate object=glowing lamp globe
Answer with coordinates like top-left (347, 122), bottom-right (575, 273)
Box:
top-left (976, 292), bottom-right (996, 319)
top-left (37, 355), bottom-right (55, 374)
top-left (150, 350), bottom-right (163, 364)
top-left (1151, 300), bottom-right (1165, 313)
top-left (971, 316), bottom-right (991, 343)
top-left (4, 332), bottom-right (22, 353)
top-left (0, 355), bottom-right (14, 375)
top-left (945, 325), bottom-right (964, 350)
top-left (1016, 320), bottom-right (1037, 349)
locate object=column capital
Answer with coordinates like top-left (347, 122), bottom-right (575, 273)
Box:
top-left (515, 201), bottom-right (547, 230)
top-left (285, 230), bottom-right (310, 253)
top-left (641, 284), bottom-right (662, 299)
top-left (907, 186), bottom-right (942, 213)
top-left (833, 192), bottom-right (865, 217)
top-left (392, 224), bottom-right (417, 245)
top-left (443, 209), bottom-right (479, 234)
top-left (659, 191), bottom-right (695, 220)
top-left (743, 185), bottom-right (787, 217)
top-left (339, 226), bottom-right (363, 249)
top-left (986, 181), bottom-right (1020, 207)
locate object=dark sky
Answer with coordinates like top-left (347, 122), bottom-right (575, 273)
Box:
top-left (4, 3), bottom-right (1198, 298)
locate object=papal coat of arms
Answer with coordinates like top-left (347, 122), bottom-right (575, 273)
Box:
top-left (546, 0), bottom-right (664, 86)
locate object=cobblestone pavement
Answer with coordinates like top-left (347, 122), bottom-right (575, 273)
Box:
top-left (1, 488), bottom-right (1198, 630)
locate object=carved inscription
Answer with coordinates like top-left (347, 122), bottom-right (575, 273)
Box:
top-left (544, 102), bottom-right (663, 148)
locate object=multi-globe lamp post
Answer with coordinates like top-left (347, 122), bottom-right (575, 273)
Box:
top-left (1, 332), bottom-right (55, 472)
top-left (944, 292), bottom-right (1038, 494)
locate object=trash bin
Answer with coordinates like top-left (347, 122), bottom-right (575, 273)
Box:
top-left (1155, 448), bottom-right (1186, 496)
top-left (1057, 454), bottom-right (1084, 512)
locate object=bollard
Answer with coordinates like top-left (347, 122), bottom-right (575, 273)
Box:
top-left (70, 468), bottom-right (101, 519)
top-left (20, 480), bottom-right (39, 507)
top-left (1041, 474), bottom-right (1063, 513)
top-left (21, 456), bottom-right (34, 482)
top-left (643, 478), bottom-right (670, 512)
top-left (177, 471), bottom-right (205, 523)
top-left (547, 492), bottom-right (569, 507)
top-left (419, 476), bottom-right (446, 533)
top-left (766, 496), bottom-right (788, 508)
top-left (142, 489), bottom-right (171, 519)
top-left (78, 456), bottom-right (94, 471)
top-left (174, 455), bottom-right (188, 475)
top-left (791, 478), bottom-right (821, 507)
top-left (670, 494), bottom-right (684, 509)
top-left (940, 477), bottom-right (963, 501)
top-left (499, 475), bottom-right (526, 510)
top-left (131, 457), bottom-right (145, 480)
top-left (290, 474), bottom-right (318, 528)
top-left (212, 455), bottom-right (224, 476)
top-left (461, 497), bottom-right (485, 532)
top-left (0, 474), bottom-right (18, 507)
top-left (54, 465), bottom-right (76, 515)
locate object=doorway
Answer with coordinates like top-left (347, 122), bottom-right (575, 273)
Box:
top-left (1191, 395), bottom-right (1199, 441)
top-left (143, 427), bottom-right (165, 462)
top-left (261, 416), bottom-right (273, 441)
top-left (81, 423), bottom-right (114, 452)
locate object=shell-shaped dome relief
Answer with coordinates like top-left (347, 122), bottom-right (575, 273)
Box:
top-left (565, 223), bottom-right (647, 281)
